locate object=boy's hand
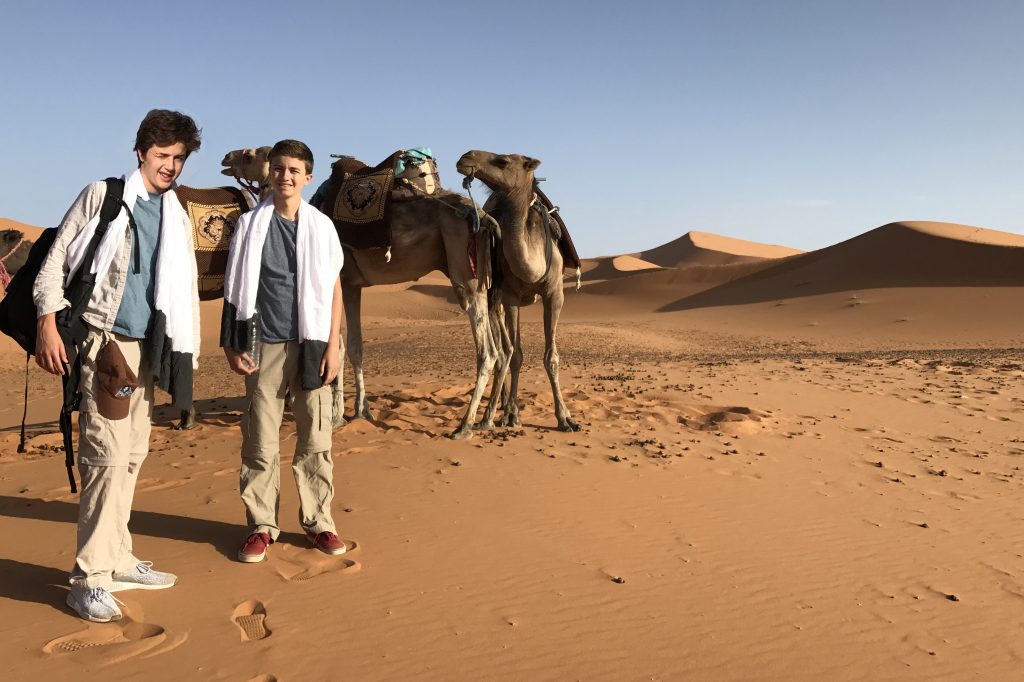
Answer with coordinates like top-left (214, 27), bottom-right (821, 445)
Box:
top-left (224, 347), bottom-right (257, 375)
top-left (35, 314), bottom-right (68, 375)
top-left (320, 345), bottom-right (340, 386)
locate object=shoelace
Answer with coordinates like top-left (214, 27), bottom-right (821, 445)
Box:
top-left (86, 588), bottom-right (126, 610)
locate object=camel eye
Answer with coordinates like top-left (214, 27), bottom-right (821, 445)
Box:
top-left (492, 157), bottom-right (510, 168)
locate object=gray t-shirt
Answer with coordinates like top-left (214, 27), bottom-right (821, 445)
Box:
top-left (257, 212), bottom-right (299, 342)
top-left (112, 192), bottom-right (161, 338)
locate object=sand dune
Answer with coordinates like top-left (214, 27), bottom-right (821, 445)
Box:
top-left (637, 230), bottom-right (802, 268)
top-left (568, 231), bottom-right (802, 311)
top-left (663, 221), bottom-right (1024, 311)
top-left (578, 255), bottom-right (663, 282)
top-left (580, 260), bottom-right (777, 301)
top-left (579, 231), bottom-right (798, 285)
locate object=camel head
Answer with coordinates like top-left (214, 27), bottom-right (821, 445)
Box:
top-left (221, 146), bottom-right (271, 182)
top-left (221, 146), bottom-right (272, 199)
top-left (1, 229), bottom-right (21, 249)
top-left (456, 150), bottom-right (541, 194)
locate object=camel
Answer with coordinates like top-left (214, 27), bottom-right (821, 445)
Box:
top-left (0, 230), bottom-right (29, 287)
top-left (221, 147), bottom-right (273, 200)
top-left (456, 150), bottom-right (581, 432)
top-left (221, 147), bottom-right (499, 438)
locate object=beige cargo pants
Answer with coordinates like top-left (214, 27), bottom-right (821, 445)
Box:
top-left (70, 327), bottom-right (154, 589)
top-left (240, 340), bottom-right (336, 541)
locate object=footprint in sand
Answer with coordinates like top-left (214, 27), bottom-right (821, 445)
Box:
top-left (677, 404), bottom-right (770, 434)
top-left (274, 540), bottom-right (360, 582)
top-left (246, 676), bottom-right (278, 682)
top-left (43, 616), bottom-right (174, 663)
top-left (233, 600), bottom-right (271, 641)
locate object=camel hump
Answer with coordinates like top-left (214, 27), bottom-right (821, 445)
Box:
top-left (330, 155), bottom-right (370, 179)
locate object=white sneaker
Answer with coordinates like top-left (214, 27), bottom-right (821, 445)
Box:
top-left (66, 587), bottom-right (122, 623)
top-left (110, 561), bottom-right (177, 592)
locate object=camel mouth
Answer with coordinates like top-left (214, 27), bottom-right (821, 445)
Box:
top-left (220, 166), bottom-right (235, 176)
top-left (455, 161), bottom-right (477, 177)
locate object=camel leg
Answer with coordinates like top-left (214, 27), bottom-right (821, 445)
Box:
top-left (175, 407), bottom-right (197, 430)
top-left (499, 304), bottom-right (522, 428)
top-left (480, 298), bottom-right (511, 430)
top-left (332, 332), bottom-right (347, 428)
top-left (343, 284), bottom-right (372, 420)
top-left (542, 290), bottom-right (580, 432)
top-left (449, 284), bottom-right (497, 440)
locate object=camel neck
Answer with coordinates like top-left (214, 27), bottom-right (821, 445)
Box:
top-left (497, 186), bottom-right (548, 283)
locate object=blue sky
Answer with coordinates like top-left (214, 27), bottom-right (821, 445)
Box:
top-left (1, 0), bottom-right (1021, 257)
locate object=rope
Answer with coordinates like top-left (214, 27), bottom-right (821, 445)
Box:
top-left (0, 237), bottom-right (25, 292)
top-left (398, 177), bottom-right (500, 233)
top-left (531, 198), bottom-right (554, 281)
top-left (0, 237), bottom-right (24, 262)
top-left (532, 190), bottom-right (580, 290)
top-left (460, 172), bottom-right (483, 234)
top-left (232, 175), bottom-right (263, 201)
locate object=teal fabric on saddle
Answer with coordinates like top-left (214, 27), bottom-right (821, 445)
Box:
top-left (394, 147), bottom-right (433, 177)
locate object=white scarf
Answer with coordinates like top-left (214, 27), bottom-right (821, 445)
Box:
top-left (224, 195), bottom-right (343, 342)
top-left (64, 169), bottom-right (196, 354)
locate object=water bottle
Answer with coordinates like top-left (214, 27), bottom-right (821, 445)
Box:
top-left (247, 314), bottom-right (261, 369)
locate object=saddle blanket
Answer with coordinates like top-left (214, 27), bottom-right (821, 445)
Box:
top-left (173, 185), bottom-right (254, 300)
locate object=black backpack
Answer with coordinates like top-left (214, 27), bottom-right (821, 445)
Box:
top-left (0, 178), bottom-right (135, 492)
top-left (0, 178), bottom-right (130, 353)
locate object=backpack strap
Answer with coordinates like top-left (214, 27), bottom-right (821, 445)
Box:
top-left (99, 177), bottom-right (142, 273)
top-left (99, 177), bottom-right (125, 224)
top-left (17, 353), bottom-right (28, 454)
top-left (55, 176), bottom-right (133, 494)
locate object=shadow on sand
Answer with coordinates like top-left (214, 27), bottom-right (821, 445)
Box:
top-left (0, 494), bottom-right (241, 563)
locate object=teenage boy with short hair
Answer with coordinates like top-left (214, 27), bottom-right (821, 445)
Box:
top-left (220, 139), bottom-right (347, 562)
top-left (34, 109), bottom-right (203, 622)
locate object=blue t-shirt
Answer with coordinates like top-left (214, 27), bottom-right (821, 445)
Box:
top-left (256, 212), bottom-right (299, 342)
top-left (112, 193), bottom-right (161, 338)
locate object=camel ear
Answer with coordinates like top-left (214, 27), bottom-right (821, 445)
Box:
top-left (524, 157), bottom-right (541, 171)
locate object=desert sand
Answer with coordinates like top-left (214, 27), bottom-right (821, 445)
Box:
top-left (1, 220), bottom-right (1023, 681)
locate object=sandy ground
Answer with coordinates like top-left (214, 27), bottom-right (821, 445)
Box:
top-left (1, 221), bottom-right (1023, 681)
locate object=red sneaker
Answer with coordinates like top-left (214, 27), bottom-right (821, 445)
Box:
top-left (238, 532), bottom-right (271, 563)
top-left (308, 531), bottom-right (348, 556)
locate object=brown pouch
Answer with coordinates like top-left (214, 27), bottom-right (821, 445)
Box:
top-left (96, 340), bottom-right (139, 420)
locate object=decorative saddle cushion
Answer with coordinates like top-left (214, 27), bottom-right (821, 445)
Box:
top-left (173, 185), bottom-right (254, 300)
top-left (317, 152), bottom-right (403, 251)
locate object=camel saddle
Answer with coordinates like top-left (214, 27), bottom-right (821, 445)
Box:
top-left (534, 186), bottom-right (581, 271)
top-left (317, 152), bottom-right (401, 251)
top-left (173, 185), bottom-right (254, 300)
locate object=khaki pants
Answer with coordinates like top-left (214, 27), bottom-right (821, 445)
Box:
top-left (241, 340), bottom-right (335, 541)
top-left (70, 327), bottom-right (155, 589)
